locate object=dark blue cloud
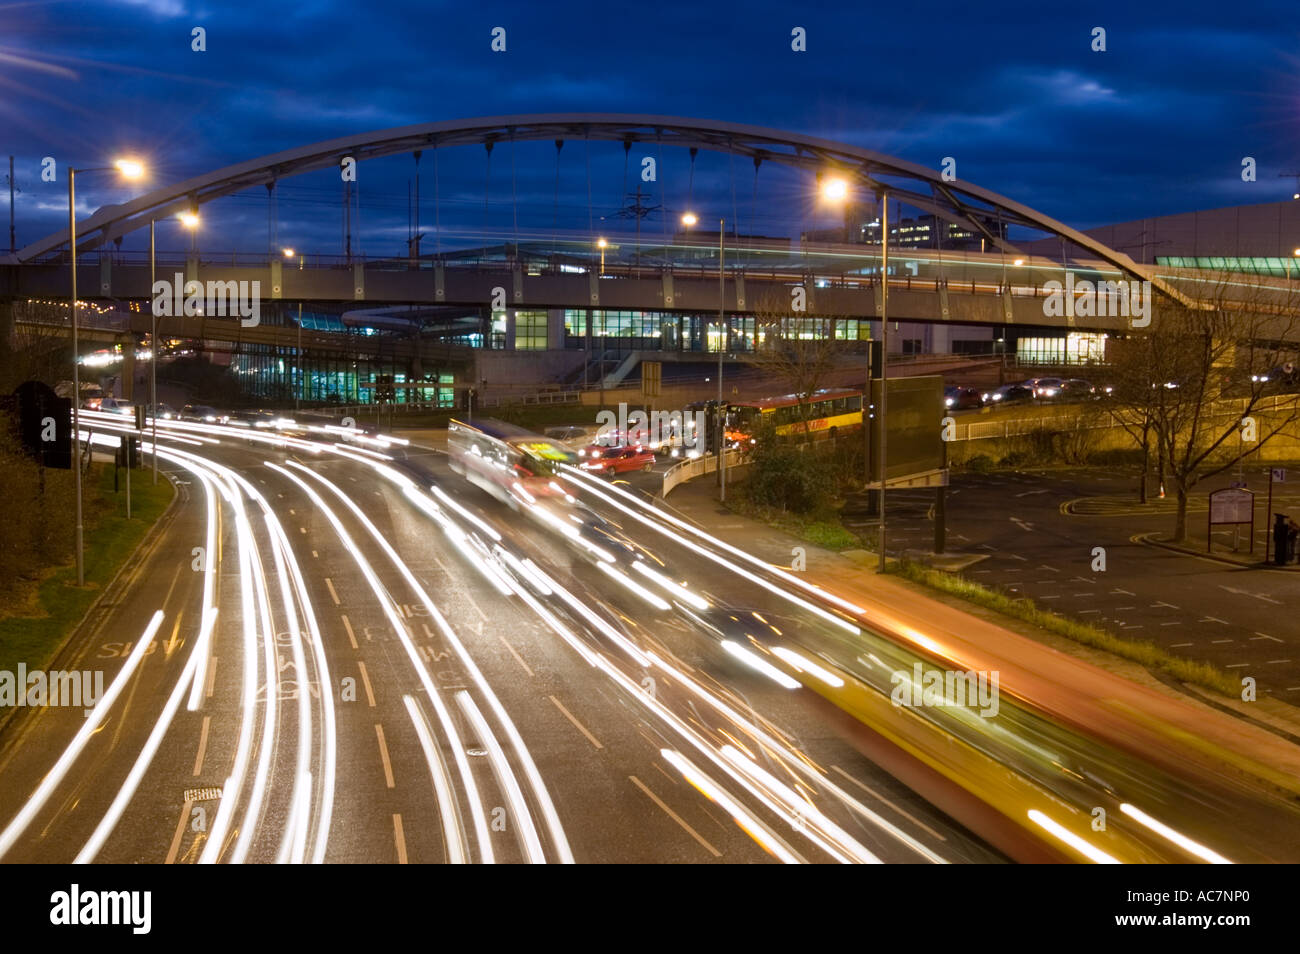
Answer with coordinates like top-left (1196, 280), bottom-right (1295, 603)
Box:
top-left (4, 0), bottom-right (1299, 256)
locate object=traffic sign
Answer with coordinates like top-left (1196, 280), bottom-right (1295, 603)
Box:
top-left (1272, 468), bottom-right (1287, 482)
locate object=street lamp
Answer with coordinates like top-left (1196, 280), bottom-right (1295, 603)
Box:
top-left (597, 237), bottom-right (607, 274)
top-left (683, 211), bottom-right (726, 499)
top-left (149, 209), bottom-right (199, 484)
top-left (69, 158), bottom-right (144, 585)
top-left (283, 247), bottom-right (304, 408)
top-left (821, 175), bottom-right (891, 570)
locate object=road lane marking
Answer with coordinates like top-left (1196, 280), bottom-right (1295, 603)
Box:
top-left (1211, 639), bottom-right (1233, 644)
top-left (549, 695), bottom-right (602, 749)
top-left (830, 765), bottom-right (948, 843)
top-left (1268, 659), bottom-right (1293, 664)
top-left (312, 550), bottom-right (318, 558)
top-left (1227, 663), bottom-right (1249, 668)
top-left (205, 655), bottom-right (218, 698)
top-left (166, 798), bottom-right (193, 865)
top-left (299, 527), bottom-right (306, 534)
top-left (393, 814), bottom-right (408, 864)
top-left (375, 724), bottom-right (396, 788)
top-left (500, 634), bottom-right (534, 677)
top-left (357, 661), bottom-right (377, 707)
top-left (1170, 642), bottom-right (1194, 648)
top-left (1254, 632), bottom-right (1284, 643)
top-left (325, 577), bottom-right (341, 605)
top-left (193, 714), bottom-right (211, 776)
top-left (629, 775), bottom-right (721, 857)
top-left (288, 509), bottom-right (296, 515)
top-left (1151, 601), bottom-right (1180, 609)
top-left (341, 614), bottom-right (358, 650)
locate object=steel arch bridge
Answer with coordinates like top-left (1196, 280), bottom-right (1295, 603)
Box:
top-left (13, 112), bottom-right (1185, 303)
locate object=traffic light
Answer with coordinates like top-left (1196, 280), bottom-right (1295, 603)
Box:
top-left (375, 374), bottom-right (395, 403)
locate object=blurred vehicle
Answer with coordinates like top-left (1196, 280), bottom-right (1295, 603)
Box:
top-left (1252, 364), bottom-right (1300, 392)
top-left (147, 402), bottom-right (179, 419)
top-left (98, 397), bottom-right (137, 416)
top-left (447, 417), bottom-right (578, 509)
top-left (181, 404), bottom-right (226, 423)
top-left (981, 383), bottom-right (1033, 405)
top-left (943, 385), bottom-right (984, 410)
top-left (728, 388), bottom-right (864, 444)
top-left (579, 443), bottom-right (656, 476)
top-left (544, 424), bottom-right (597, 447)
top-left (1062, 378), bottom-right (1098, 399)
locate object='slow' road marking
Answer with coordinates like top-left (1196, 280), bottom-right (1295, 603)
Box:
top-left (629, 775), bottom-right (720, 857)
top-left (375, 724), bottom-right (395, 788)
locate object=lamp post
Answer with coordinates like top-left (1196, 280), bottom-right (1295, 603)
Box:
top-left (69, 159), bottom-right (144, 585)
top-left (151, 210), bottom-right (200, 484)
top-left (284, 247), bottom-right (303, 409)
top-left (717, 217), bottom-right (726, 502)
top-left (597, 237), bottom-right (607, 275)
top-left (821, 176), bottom-right (893, 571)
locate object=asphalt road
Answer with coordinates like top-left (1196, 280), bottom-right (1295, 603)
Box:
top-left (881, 466), bottom-right (1300, 700)
top-left (0, 417), bottom-right (1000, 864)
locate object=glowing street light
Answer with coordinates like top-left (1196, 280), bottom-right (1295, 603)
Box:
top-left (597, 237), bottom-right (607, 273)
top-left (820, 176), bottom-right (849, 202)
top-left (178, 210), bottom-right (200, 229)
top-left (114, 158), bottom-right (145, 180)
top-left (680, 212), bottom-right (698, 228)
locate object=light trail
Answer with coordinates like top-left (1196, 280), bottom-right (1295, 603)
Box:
top-left (284, 461), bottom-right (574, 863)
top-left (0, 611), bottom-right (165, 860)
top-left (267, 461), bottom-right (497, 863)
top-left (403, 695), bottom-right (469, 864)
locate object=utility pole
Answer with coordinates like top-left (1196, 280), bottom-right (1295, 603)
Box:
top-left (7, 156), bottom-right (15, 255)
top-left (718, 217), bottom-right (726, 502)
top-left (878, 193), bottom-right (889, 573)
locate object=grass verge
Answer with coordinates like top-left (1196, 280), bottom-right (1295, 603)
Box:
top-left (727, 497), bottom-right (863, 551)
top-left (889, 557), bottom-right (1240, 698)
top-left (0, 463), bottom-right (175, 676)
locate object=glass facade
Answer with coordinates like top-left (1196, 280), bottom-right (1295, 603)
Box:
top-left (561, 308), bottom-right (869, 354)
top-left (1159, 256), bottom-right (1300, 277)
top-left (230, 347), bottom-right (457, 407)
top-left (515, 310), bottom-right (548, 350)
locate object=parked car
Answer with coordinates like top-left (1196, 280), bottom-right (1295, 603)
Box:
top-left (981, 383), bottom-right (1033, 405)
top-left (578, 443), bottom-right (656, 475)
top-left (1062, 378), bottom-right (1098, 400)
top-left (943, 386), bottom-right (984, 410)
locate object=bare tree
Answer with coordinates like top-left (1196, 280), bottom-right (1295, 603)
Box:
top-left (741, 292), bottom-right (857, 431)
top-left (1107, 272), bottom-right (1300, 541)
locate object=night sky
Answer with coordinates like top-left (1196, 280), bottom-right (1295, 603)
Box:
top-left (5, 0), bottom-right (1300, 257)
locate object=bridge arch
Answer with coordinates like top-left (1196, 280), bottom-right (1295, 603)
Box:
top-left (16, 112), bottom-right (1183, 303)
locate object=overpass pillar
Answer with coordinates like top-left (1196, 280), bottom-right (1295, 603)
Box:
top-left (930, 323), bottom-right (950, 354)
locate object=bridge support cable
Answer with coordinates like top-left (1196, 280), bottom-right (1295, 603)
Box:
top-left (483, 140), bottom-right (493, 233)
top-left (552, 139), bottom-right (563, 243)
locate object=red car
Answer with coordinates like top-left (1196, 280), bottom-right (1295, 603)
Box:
top-left (578, 444), bottom-right (656, 475)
